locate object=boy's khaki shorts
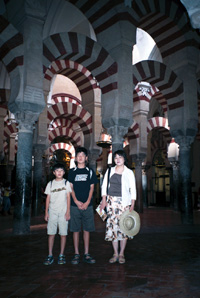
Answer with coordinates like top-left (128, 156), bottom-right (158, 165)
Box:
top-left (47, 209), bottom-right (68, 236)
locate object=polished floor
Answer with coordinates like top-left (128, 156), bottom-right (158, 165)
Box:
top-left (0, 207), bottom-right (200, 298)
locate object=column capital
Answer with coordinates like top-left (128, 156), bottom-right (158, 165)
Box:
top-left (107, 125), bottom-right (128, 144)
top-left (170, 161), bottom-right (179, 170)
top-left (175, 136), bottom-right (194, 151)
top-left (15, 111), bottom-right (39, 133)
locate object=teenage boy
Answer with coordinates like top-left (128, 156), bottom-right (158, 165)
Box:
top-left (43, 163), bottom-right (71, 265)
top-left (68, 147), bottom-right (98, 264)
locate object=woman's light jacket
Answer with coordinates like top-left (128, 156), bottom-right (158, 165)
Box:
top-left (101, 165), bottom-right (136, 207)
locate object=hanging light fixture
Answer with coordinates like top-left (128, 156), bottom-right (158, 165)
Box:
top-left (96, 129), bottom-right (112, 148)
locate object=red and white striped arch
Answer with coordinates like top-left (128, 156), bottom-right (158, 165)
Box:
top-left (127, 121), bottom-right (140, 141)
top-left (134, 84), bottom-right (167, 115)
top-left (47, 102), bottom-right (92, 135)
top-left (133, 60), bottom-right (184, 112)
top-left (45, 60), bottom-right (100, 96)
top-left (3, 122), bottom-right (18, 154)
top-left (3, 140), bottom-right (18, 155)
top-left (0, 16), bottom-right (23, 74)
top-left (49, 143), bottom-right (75, 158)
top-left (4, 123), bottom-right (18, 139)
top-left (43, 32), bottom-right (118, 95)
top-left (147, 117), bottom-right (171, 144)
top-left (72, 1), bottom-right (198, 59)
top-left (48, 127), bottom-right (82, 147)
top-left (51, 93), bottom-right (81, 106)
top-left (50, 118), bottom-right (73, 130)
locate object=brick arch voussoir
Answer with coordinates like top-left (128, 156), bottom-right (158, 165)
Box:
top-left (4, 122), bottom-right (18, 139)
top-left (49, 127), bottom-right (82, 147)
top-left (147, 117), bottom-right (171, 144)
top-left (49, 142), bottom-right (75, 158)
top-left (47, 102), bottom-right (92, 135)
top-left (0, 16), bottom-right (24, 74)
top-left (132, 60), bottom-right (184, 111)
top-left (43, 32), bottom-right (118, 94)
top-left (127, 121), bottom-right (140, 141)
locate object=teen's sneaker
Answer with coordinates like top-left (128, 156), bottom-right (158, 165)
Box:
top-left (43, 255), bottom-right (54, 265)
top-left (58, 254), bottom-right (66, 265)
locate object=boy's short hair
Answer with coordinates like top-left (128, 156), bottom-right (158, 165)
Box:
top-left (52, 163), bottom-right (65, 172)
top-left (75, 147), bottom-right (88, 157)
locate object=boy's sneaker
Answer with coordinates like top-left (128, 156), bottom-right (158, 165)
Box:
top-left (58, 254), bottom-right (66, 265)
top-left (43, 255), bottom-right (54, 265)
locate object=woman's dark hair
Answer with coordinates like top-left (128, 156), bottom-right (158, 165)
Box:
top-left (112, 150), bottom-right (128, 166)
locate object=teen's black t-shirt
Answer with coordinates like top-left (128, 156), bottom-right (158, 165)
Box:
top-left (68, 167), bottom-right (98, 207)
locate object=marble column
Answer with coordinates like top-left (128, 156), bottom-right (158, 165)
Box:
top-left (170, 161), bottom-right (180, 211)
top-left (176, 136), bottom-right (193, 224)
top-left (13, 112), bottom-right (38, 234)
top-left (32, 145), bottom-right (45, 216)
top-left (107, 125), bottom-right (127, 157)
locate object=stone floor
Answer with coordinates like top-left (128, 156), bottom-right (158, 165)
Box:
top-left (0, 207), bottom-right (200, 298)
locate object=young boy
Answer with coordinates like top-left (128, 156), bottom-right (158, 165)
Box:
top-left (43, 163), bottom-right (71, 265)
top-left (68, 147), bottom-right (98, 264)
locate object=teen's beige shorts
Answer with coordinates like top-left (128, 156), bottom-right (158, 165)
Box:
top-left (47, 209), bottom-right (68, 235)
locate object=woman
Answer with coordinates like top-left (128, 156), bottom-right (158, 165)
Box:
top-left (100, 150), bottom-right (136, 264)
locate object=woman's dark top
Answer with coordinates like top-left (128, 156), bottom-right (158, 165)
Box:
top-left (108, 173), bottom-right (122, 196)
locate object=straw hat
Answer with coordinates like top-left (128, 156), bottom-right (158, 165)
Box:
top-left (119, 210), bottom-right (140, 237)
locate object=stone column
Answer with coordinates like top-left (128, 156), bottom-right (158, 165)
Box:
top-left (133, 154), bottom-right (145, 213)
top-left (88, 148), bottom-right (100, 173)
top-left (13, 112), bottom-right (38, 234)
top-left (170, 161), bottom-right (180, 211)
top-left (107, 126), bottom-right (128, 157)
top-left (142, 165), bottom-right (148, 208)
top-left (88, 148), bottom-right (101, 206)
top-left (32, 145), bottom-right (45, 216)
top-left (176, 136), bottom-right (193, 224)
top-left (6, 135), bottom-right (16, 183)
top-left (0, 107), bottom-right (7, 162)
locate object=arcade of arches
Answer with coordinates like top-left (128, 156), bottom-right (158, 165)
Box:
top-left (0, 0), bottom-right (200, 234)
